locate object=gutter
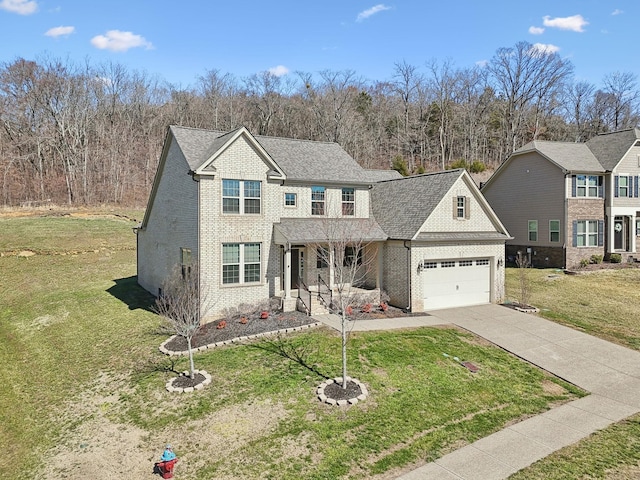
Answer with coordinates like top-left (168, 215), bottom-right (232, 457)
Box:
top-left (403, 240), bottom-right (411, 312)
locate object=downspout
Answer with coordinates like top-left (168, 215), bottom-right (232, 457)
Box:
top-left (404, 240), bottom-right (411, 312)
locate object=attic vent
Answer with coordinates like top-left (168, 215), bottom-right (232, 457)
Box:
top-left (635, 140), bottom-right (640, 147)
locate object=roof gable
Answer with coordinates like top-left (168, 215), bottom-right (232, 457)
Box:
top-left (371, 170), bottom-right (463, 239)
top-left (586, 128), bottom-right (640, 171)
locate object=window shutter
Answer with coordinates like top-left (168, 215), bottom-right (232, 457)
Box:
top-left (629, 176), bottom-right (634, 198)
top-left (465, 197), bottom-right (470, 219)
top-left (571, 175), bottom-right (577, 197)
top-left (635, 176), bottom-right (639, 197)
top-left (572, 220), bottom-right (578, 247)
top-left (614, 176), bottom-right (619, 197)
top-left (598, 176), bottom-right (604, 198)
top-left (598, 220), bottom-right (604, 246)
top-left (452, 197), bottom-right (457, 219)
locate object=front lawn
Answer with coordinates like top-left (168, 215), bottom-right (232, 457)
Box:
top-left (0, 212), bottom-right (581, 479)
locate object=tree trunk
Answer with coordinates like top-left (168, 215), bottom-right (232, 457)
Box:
top-left (187, 336), bottom-right (195, 379)
top-left (341, 312), bottom-right (347, 389)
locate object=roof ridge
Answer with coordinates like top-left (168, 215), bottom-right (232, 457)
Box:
top-left (376, 169), bottom-right (463, 184)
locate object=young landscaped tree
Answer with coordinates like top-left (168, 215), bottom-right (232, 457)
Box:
top-left (310, 217), bottom-right (381, 389)
top-left (154, 262), bottom-right (212, 379)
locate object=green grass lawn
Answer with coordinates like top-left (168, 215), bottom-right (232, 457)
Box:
top-left (1, 213), bottom-right (638, 479)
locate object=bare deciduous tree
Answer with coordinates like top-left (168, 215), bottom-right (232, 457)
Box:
top-left (309, 217), bottom-right (380, 389)
top-left (153, 263), bottom-right (214, 379)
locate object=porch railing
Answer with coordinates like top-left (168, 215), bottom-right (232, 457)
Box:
top-left (317, 275), bottom-right (332, 311)
top-left (298, 277), bottom-right (312, 315)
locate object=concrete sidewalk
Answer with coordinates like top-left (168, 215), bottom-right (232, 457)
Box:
top-left (313, 304), bottom-right (640, 479)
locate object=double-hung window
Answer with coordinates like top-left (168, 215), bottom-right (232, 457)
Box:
top-left (222, 179), bottom-right (261, 214)
top-left (528, 220), bottom-right (538, 242)
top-left (576, 220), bottom-right (598, 247)
top-left (574, 175), bottom-right (601, 198)
top-left (549, 220), bottom-right (560, 242)
top-left (342, 188), bottom-right (355, 216)
top-left (311, 186), bottom-right (325, 215)
top-left (222, 243), bottom-right (261, 284)
top-left (453, 196), bottom-right (469, 219)
top-left (343, 246), bottom-right (363, 266)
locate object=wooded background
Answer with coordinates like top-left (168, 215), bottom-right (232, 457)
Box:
top-left (1, 41), bottom-right (639, 206)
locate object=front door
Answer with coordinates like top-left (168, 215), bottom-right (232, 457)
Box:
top-left (614, 216), bottom-right (625, 250)
top-left (290, 248), bottom-right (301, 289)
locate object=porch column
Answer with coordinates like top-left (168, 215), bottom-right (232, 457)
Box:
top-left (329, 247), bottom-right (335, 288)
top-left (284, 248), bottom-right (291, 299)
top-left (376, 243), bottom-right (383, 288)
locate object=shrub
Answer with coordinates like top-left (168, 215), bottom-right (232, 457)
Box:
top-left (392, 155), bottom-right (410, 176)
top-left (239, 316), bottom-right (248, 324)
top-left (362, 303), bottom-right (372, 313)
top-left (217, 320), bottom-right (227, 329)
top-left (447, 159), bottom-right (467, 170)
top-left (469, 161), bottom-right (486, 173)
top-left (345, 305), bottom-right (353, 316)
top-left (260, 311), bottom-right (269, 319)
top-left (610, 253), bottom-right (622, 263)
top-left (380, 302), bottom-right (388, 312)
top-left (579, 258), bottom-right (589, 268)
top-left (590, 254), bottom-right (603, 264)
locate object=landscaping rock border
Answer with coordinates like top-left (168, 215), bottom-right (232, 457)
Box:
top-left (159, 322), bottom-right (322, 356)
top-left (166, 369), bottom-right (211, 393)
top-left (317, 377), bottom-right (369, 406)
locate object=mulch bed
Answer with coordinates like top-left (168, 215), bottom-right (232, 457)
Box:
top-left (171, 372), bottom-right (206, 389)
top-left (323, 380), bottom-right (362, 401)
top-left (164, 305), bottom-right (425, 352)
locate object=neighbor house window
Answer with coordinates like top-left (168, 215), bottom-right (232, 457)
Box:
top-left (342, 188), bottom-right (355, 216)
top-left (222, 179), bottom-right (261, 214)
top-left (528, 220), bottom-right (538, 242)
top-left (222, 243), bottom-right (261, 284)
top-left (311, 186), bottom-right (325, 215)
top-left (284, 192), bottom-right (297, 207)
top-left (637, 218), bottom-right (640, 236)
top-left (549, 220), bottom-right (560, 242)
top-left (575, 220), bottom-right (598, 247)
top-left (573, 175), bottom-right (601, 198)
top-left (180, 247), bottom-right (192, 278)
top-left (615, 175), bottom-right (636, 198)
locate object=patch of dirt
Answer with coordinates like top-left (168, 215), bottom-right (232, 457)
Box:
top-left (566, 262), bottom-right (640, 274)
top-left (39, 373), bottom-right (290, 480)
top-left (171, 372), bottom-right (205, 389)
top-left (541, 379), bottom-right (568, 396)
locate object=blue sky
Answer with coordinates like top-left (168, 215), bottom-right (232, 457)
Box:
top-left (0, 0), bottom-right (636, 88)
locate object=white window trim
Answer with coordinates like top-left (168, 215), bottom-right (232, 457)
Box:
top-left (222, 243), bottom-right (261, 285)
top-left (575, 175), bottom-right (601, 198)
top-left (576, 220), bottom-right (598, 247)
top-left (311, 186), bottom-right (326, 216)
top-left (342, 187), bottom-right (355, 216)
top-left (284, 192), bottom-right (297, 208)
top-left (222, 179), bottom-right (261, 215)
top-left (528, 220), bottom-right (538, 242)
top-left (549, 220), bottom-right (560, 243)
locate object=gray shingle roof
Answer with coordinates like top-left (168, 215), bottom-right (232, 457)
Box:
top-left (586, 128), bottom-right (640, 171)
top-left (514, 141), bottom-right (604, 172)
top-left (274, 218), bottom-right (388, 244)
top-left (371, 170), bottom-right (463, 239)
top-left (168, 125), bottom-right (397, 184)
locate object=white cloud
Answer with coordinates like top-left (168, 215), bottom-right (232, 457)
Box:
top-left (475, 60), bottom-right (488, 68)
top-left (529, 26), bottom-right (545, 35)
top-left (531, 43), bottom-right (560, 54)
top-left (0, 0), bottom-right (38, 15)
top-left (268, 65), bottom-right (289, 77)
top-left (90, 30), bottom-right (153, 52)
top-left (356, 4), bottom-right (391, 22)
top-left (45, 25), bottom-right (75, 37)
top-left (542, 14), bottom-right (588, 32)
top-left (611, 9), bottom-right (623, 16)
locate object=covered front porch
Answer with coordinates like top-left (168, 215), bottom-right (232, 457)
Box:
top-left (273, 218), bottom-right (388, 313)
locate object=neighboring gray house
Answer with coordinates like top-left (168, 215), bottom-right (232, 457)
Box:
top-left (137, 125), bottom-right (510, 317)
top-left (482, 128), bottom-right (640, 268)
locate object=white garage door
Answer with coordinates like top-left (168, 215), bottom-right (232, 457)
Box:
top-left (422, 259), bottom-right (490, 310)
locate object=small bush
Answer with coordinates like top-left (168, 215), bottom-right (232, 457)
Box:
top-left (590, 254), bottom-right (603, 264)
top-left (216, 320), bottom-right (227, 329)
top-left (610, 253), bottom-right (622, 263)
top-left (447, 159), bottom-right (467, 170)
top-left (362, 303), bottom-right (372, 313)
top-left (380, 302), bottom-right (388, 312)
top-left (579, 258), bottom-right (589, 268)
top-left (470, 161), bottom-right (486, 173)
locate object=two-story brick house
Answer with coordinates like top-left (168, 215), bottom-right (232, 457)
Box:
top-left (481, 128), bottom-right (640, 268)
top-left (137, 125), bottom-right (510, 316)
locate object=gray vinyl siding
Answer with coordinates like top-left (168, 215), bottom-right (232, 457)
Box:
top-left (483, 153), bottom-right (565, 247)
top-left (611, 144), bottom-right (640, 207)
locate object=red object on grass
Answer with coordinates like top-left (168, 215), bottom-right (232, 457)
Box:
top-left (156, 458), bottom-right (178, 478)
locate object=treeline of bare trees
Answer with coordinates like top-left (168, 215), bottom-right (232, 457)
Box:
top-left (1, 41), bottom-right (639, 206)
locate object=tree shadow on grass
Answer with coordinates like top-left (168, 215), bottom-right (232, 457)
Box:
top-left (107, 275), bottom-right (156, 312)
top-left (251, 333), bottom-right (330, 380)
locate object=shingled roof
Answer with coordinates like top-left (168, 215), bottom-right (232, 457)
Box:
top-left (371, 169), bottom-right (463, 240)
top-left (169, 125), bottom-right (400, 184)
top-left (514, 141), bottom-right (604, 172)
top-left (586, 128), bottom-right (640, 171)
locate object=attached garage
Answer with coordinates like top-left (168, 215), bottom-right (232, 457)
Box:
top-left (422, 258), bottom-right (491, 310)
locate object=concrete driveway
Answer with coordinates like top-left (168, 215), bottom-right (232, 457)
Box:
top-left (314, 304), bottom-right (640, 479)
